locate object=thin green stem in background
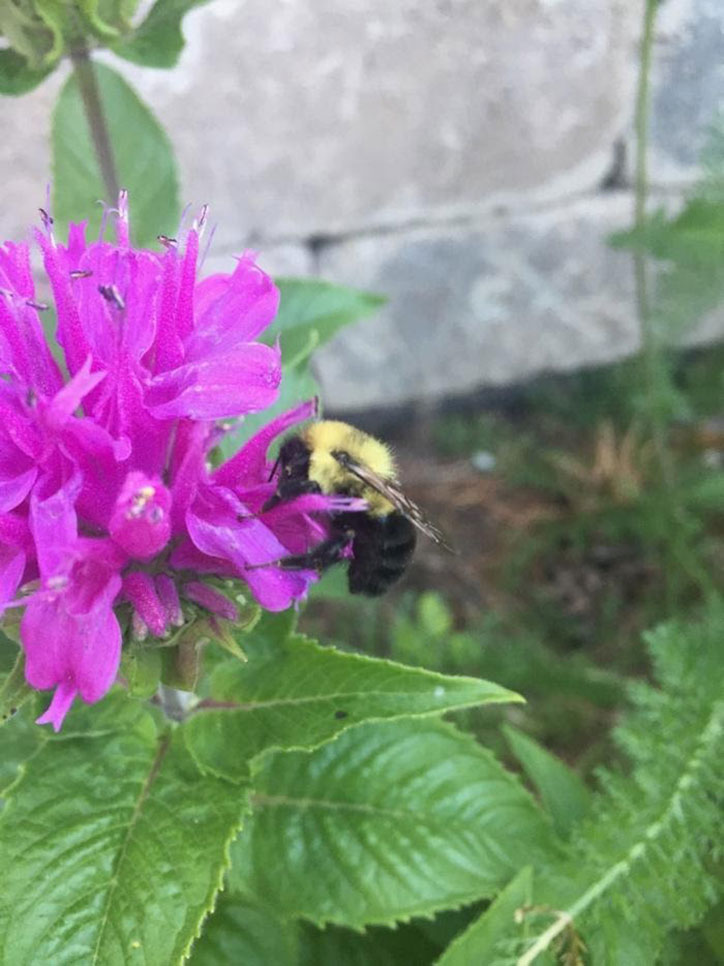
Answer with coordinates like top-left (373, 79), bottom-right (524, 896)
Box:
top-left (633, 0), bottom-right (672, 494)
top-left (69, 45), bottom-right (120, 203)
top-left (631, 0), bottom-right (714, 601)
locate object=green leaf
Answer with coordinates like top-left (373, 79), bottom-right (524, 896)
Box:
top-left (306, 563), bottom-right (351, 601)
top-left (435, 867), bottom-right (534, 966)
top-left (31, 0), bottom-right (66, 64)
top-left (0, 0), bottom-right (63, 70)
top-left (189, 895), bottom-right (298, 966)
top-left (160, 620), bottom-right (210, 691)
top-left (0, 693), bottom-right (247, 964)
top-left (76, 0), bottom-right (139, 40)
top-left (120, 644), bottom-right (163, 698)
top-left (489, 610), bottom-right (724, 964)
top-left (0, 652), bottom-right (33, 727)
top-left (265, 278), bottom-right (385, 366)
top-left (113, 0), bottom-right (212, 68)
top-left (0, 629), bottom-right (20, 675)
top-left (0, 701), bottom-right (44, 798)
top-left (229, 720), bottom-right (556, 928)
top-left (184, 631), bottom-right (521, 783)
top-left (52, 62), bottom-right (179, 246)
top-left (299, 920), bottom-right (442, 966)
top-left (502, 725), bottom-right (590, 839)
top-left (0, 48), bottom-right (52, 94)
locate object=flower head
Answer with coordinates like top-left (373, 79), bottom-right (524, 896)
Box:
top-left (0, 196), bottom-right (349, 730)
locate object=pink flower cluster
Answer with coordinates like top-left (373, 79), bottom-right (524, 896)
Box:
top-left (0, 196), bottom-right (344, 730)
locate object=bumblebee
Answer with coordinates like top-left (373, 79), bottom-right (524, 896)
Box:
top-left (263, 420), bottom-right (452, 596)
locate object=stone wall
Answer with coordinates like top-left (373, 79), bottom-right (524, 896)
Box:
top-left (1, 0), bottom-right (722, 410)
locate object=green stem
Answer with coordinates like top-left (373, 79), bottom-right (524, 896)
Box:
top-left (631, 0), bottom-right (702, 605)
top-left (634, 0), bottom-right (671, 489)
top-left (69, 45), bottom-right (119, 203)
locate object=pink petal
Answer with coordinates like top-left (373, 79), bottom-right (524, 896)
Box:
top-left (0, 546), bottom-right (26, 612)
top-left (213, 398), bottom-right (317, 488)
top-left (188, 255), bottom-right (279, 359)
top-left (109, 472), bottom-right (172, 559)
top-left (22, 569), bottom-right (122, 728)
top-left (186, 488), bottom-right (312, 611)
top-left (36, 680), bottom-right (78, 733)
top-left (29, 471), bottom-right (81, 580)
top-left (151, 251), bottom-right (183, 373)
top-left (168, 420), bottom-right (209, 533)
top-left (0, 444), bottom-right (36, 512)
top-left (44, 355), bottom-right (106, 430)
top-left (89, 353), bottom-right (169, 480)
top-left (0, 241), bottom-right (63, 396)
top-left (0, 386), bottom-right (43, 461)
top-left (0, 512), bottom-right (31, 550)
top-left (183, 581), bottom-right (238, 621)
top-left (60, 221), bottom-right (89, 269)
top-left (35, 229), bottom-right (91, 378)
top-left (156, 574), bottom-right (183, 627)
top-left (145, 343), bottom-right (282, 420)
top-left (175, 228), bottom-right (198, 343)
top-left (123, 571), bottom-right (167, 637)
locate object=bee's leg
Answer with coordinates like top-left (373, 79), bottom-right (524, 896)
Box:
top-left (277, 531), bottom-right (352, 573)
top-left (263, 478), bottom-right (322, 511)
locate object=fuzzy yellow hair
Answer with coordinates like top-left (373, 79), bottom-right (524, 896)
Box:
top-left (302, 421), bottom-right (396, 516)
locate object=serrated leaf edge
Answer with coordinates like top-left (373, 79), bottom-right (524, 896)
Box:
top-left (179, 793), bottom-right (254, 964)
top-left (232, 720), bottom-right (559, 930)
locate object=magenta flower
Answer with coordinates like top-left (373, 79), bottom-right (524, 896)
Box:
top-left (0, 196), bottom-right (351, 731)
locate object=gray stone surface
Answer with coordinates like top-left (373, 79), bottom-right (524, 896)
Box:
top-left (649, 0), bottom-right (724, 184)
top-left (0, 72), bottom-right (63, 243)
top-left (314, 194), bottom-right (640, 410)
top-left (97, 0), bottom-right (640, 249)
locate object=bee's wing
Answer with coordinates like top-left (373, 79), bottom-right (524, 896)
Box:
top-left (333, 452), bottom-right (456, 553)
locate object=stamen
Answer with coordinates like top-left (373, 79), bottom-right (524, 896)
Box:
top-left (193, 204), bottom-right (209, 234)
top-left (126, 484), bottom-right (157, 519)
top-left (157, 235), bottom-right (178, 249)
top-left (199, 223), bottom-right (217, 271)
top-left (98, 284), bottom-right (125, 310)
top-left (26, 300), bottom-right (48, 311)
top-left (117, 189), bottom-right (129, 224)
top-left (116, 190), bottom-right (130, 247)
top-left (70, 269), bottom-right (93, 280)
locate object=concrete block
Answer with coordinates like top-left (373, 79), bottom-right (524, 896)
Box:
top-left (122, 0), bottom-right (639, 245)
top-left (649, 0), bottom-right (724, 185)
top-left (313, 194), bottom-right (642, 410)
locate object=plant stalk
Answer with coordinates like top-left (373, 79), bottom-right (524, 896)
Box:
top-left (630, 0), bottom-right (709, 603)
top-left (70, 45), bottom-right (120, 203)
top-left (633, 0), bottom-right (674, 495)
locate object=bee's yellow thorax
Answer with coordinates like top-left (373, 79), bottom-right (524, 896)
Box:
top-left (303, 421), bottom-right (396, 516)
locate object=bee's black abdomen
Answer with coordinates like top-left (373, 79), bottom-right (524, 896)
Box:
top-left (346, 512), bottom-right (417, 597)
